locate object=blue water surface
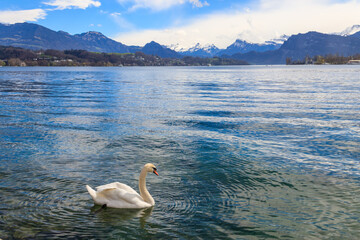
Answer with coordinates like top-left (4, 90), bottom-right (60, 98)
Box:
top-left (0, 65), bottom-right (359, 239)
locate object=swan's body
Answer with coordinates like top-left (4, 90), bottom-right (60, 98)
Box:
top-left (86, 163), bottom-right (158, 209)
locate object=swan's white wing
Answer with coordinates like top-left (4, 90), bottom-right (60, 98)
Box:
top-left (96, 188), bottom-right (151, 208)
top-left (96, 182), bottom-right (138, 195)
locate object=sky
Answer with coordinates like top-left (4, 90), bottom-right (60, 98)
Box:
top-left (0, 0), bottom-right (359, 49)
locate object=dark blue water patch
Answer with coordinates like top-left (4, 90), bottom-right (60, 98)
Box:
top-left (190, 109), bottom-right (359, 121)
top-left (188, 82), bottom-right (222, 89)
top-left (300, 135), bottom-right (360, 162)
top-left (166, 118), bottom-right (319, 139)
top-left (190, 110), bottom-right (236, 118)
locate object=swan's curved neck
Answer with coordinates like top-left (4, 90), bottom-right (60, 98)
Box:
top-left (139, 168), bottom-right (155, 205)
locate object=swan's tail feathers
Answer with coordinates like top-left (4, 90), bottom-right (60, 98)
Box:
top-left (86, 185), bottom-right (97, 200)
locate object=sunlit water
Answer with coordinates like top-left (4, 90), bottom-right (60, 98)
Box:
top-left (0, 66), bottom-right (359, 239)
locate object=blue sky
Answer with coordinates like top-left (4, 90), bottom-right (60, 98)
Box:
top-left (0, 0), bottom-right (359, 48)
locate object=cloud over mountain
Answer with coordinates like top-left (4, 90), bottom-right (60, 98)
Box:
top-left (0, 0), bottom-right (101, 25)
top-left (0, 9), bottom-right (47, 24)
top-left (0, 0), bottom-right (359, 51)
top-left (115, 0), bottom-right (360, 49)
top-left (43, 0), bottom-right (101, 10)
top-left (117, 0), bottom-right (209, 11)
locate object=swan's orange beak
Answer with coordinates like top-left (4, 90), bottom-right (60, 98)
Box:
top-left (153, 170), bottom-right (159, 176)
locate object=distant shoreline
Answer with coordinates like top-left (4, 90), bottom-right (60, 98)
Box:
top-left (286, 54), bottom-right (360, 65)
top-left (0, 46), bottom-right (249, 67)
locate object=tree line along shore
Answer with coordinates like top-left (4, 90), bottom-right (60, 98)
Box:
top-left (0, 46), bottom-right (248, 67)
top-left (286, 54), bottom-right (360, 65)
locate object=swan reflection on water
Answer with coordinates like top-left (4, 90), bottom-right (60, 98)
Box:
top-left (91, 205), bottom-right (154, 226)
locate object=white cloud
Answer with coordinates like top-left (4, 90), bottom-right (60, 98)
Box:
top-left (110, 12), bottom-right (122, 17)
top-left (89, 23), bottom-right (102, 27)
top-left (44, 0), bottom-right (101, 10)
top-left (117, 0), bottom-right (209, 11)
top-left (0, 1), bottom-right (101, 25)
top-left (110, 12), bottom-right (135, 31)
top-left (114, 0), bottom-right (360, 48)
top-left (0, 9), bottom-right (47, 24)
top-left (189, 0), bottom-right (209, 8)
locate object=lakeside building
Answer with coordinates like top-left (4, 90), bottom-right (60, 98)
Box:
top-left (347, 60), bottom-right (360, 65)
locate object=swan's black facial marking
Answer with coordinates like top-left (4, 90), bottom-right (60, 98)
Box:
top-left (152, 167), bottom-right (159, 176)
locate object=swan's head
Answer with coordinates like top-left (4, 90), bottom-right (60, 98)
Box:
top-left (144, 163), bottom-right (159, 176)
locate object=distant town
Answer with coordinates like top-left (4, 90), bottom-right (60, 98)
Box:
top-left (286, 54), bottom-right (360, 65)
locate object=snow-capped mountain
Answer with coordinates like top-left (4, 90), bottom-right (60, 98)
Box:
top-left (167, 43), bottom-right (185, 52)
top-left (170, 38), bottom-right (285, 57)
top-left (217, 39), bottom-right (281, 56)
top-left (265, 34), bottom-right (290, 45)
top-left (337, 25), bottom-right (360, 36)
top-left (186, 43), bottom-right (219, 54)
top-left (176, 43), bottom-right (221, 57)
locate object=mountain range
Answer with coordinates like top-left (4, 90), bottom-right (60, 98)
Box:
top-left (174, 39), bottom-right (282, 58)
top-left (0, 22), bottom-right (359, 64)
top-left (232, 31), bottom-right (360, 64)
top-left (217, 39), bottom-right (282, 56)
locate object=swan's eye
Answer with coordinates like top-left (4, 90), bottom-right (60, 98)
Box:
top-left (153, 167), bottom-right (157, 171)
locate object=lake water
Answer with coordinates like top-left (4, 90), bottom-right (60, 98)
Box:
top-left (0, 65), bottom-right (359, 239)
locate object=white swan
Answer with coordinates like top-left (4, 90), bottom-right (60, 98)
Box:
top-left (86, 163), bottom-right (159, 209)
